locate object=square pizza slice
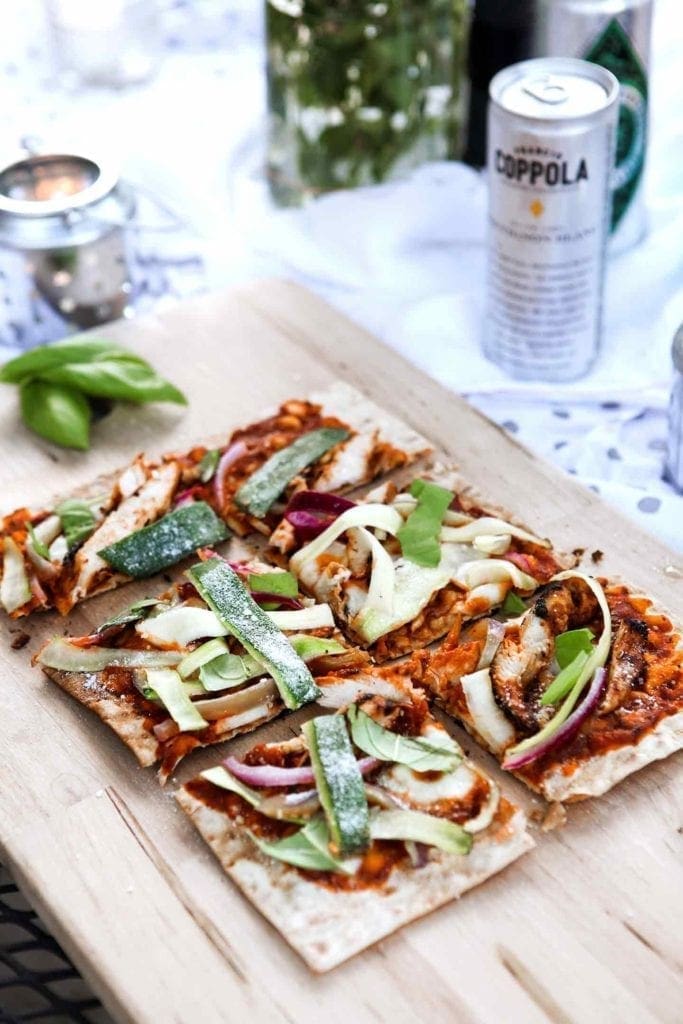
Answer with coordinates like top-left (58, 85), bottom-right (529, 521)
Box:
top-left (35, 557), bottom-right (370, 782)
top-left (177, 661), bottom-right (533, 972)
top-left (423, 570), bottom-right (683, 801)
top-left (269, 471), bottom-right (570, 661)
top-left (1, 382), bottom-right (430, 618)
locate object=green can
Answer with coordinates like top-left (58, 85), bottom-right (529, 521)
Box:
top-left (535, 0), bottom-right (653, 253)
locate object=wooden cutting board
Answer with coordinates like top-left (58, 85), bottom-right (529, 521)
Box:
top-left (0, 280), bottom-right (681, 1024)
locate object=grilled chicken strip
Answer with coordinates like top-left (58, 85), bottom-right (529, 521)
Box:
top-left (600, 617), bottom-right (648, 714)
top-left (491, 577), bottom-right (600, 729)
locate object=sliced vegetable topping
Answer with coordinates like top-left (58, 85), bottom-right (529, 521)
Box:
top-left (503, 572), bottom-right (612, 768)
top-left (146, 668), bottom-right (207, 732)
top-left (397, 479), bottom-right (453, 568)
top-left (288, 634), bottom-right (347, 661)
top-left (289, 503), bottom-right (403, 574)
top-left (235, 427), bottom-right (349, 518)
top-left (460, 668), bottom-right (516, 753)
top-left (188, 558), bottom-right (321, 709)
top-left (27, 523), bottom-right (50, 561)
top-left (1, 537), bottom-right (31, 613)
top-left (201, 766), bottom-right (316, 823)
top-left (369, 809), bottom-right (472, 856)
top-left (198, 448), bottom-right (220, 483)
top-left (200, 653), bottom-right (262, 692)
top-left (348, 706), bottom-right (461, 772)
top-left (503, 668), bottom-right (608, 772)
top-left (223, 753), bottom-right (378, 789)
top-left (99, 501), bottom-right (229, 578)
top-left (284, 490), bottom-right (356, 542)
top-left (540, 650), bottom-right (590, 707)
top-left (178, 637), bottom-right (229, 678)
top-left (302, 715), bottom-right (370, 855)
top-left (440, 516), bottom-right (550, 548)
top-left (501, 591), bottom-right (526, 616)
top-left (248, 570), bottom-right (298, 598)
top-left (37, 638), bottom-right (181, 672)
top-left (554, 628), bottom-right (595, 669)
top-left (251, 817), bottom-right (351, 874)
top-left (96, 597), bottom-right (161, 633)
top-left (56, 498), bottom-right (99, 550)
top-left (266, 606), bottom-right (335, 630)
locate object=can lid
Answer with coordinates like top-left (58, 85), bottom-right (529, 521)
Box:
top-left (673, 325), bottom-right (683, 372)
top-left (490, 57), bottom-right (619, 122)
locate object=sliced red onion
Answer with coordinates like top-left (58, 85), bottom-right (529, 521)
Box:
top-left (285, 509), bottom-right (333, 541)
top-left (503, 667), bottom-right (607, 772)
top-left (250, 591), bottom-right (304, 610)
top-left (154, 718), bottom-right (179, 742)
top-left (174, 486), bottom-right (203, 507)
top-left (504, 551), bottom-right (534, 576)
top-left (223, 754), bottom-right (379, 788)
top-left (405, 841), bottom-right (430, 869)
top-left (284, 491), bottom-right (356, 542)
top-left (476, 619), bottom-right (506, 670)
top-left (214, 440), bottom-right (248, 508)
top-left (285, 490), bottom-right (356, 515)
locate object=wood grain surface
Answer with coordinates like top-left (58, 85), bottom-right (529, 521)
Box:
top-left (0, 281), bottom-right (681, 1024)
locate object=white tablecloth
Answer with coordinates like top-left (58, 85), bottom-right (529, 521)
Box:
top-left (1, 0), bottom-right (681, 550)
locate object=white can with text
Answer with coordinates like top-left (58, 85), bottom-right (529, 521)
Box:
top-left (484, 57), bottom-right (619, 381)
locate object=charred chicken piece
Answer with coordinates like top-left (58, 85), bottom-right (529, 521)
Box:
top-left (600, 617), bottom-right (648, 714)
top-left (490, 577), bottom-right (600, 730)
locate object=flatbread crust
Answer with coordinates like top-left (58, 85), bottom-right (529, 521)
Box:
top-left (176, 789), bottom-right (533, 972)
top-left (533, 711), bottom-right (683, 802)
top-left (429, 574), bottom-right (683, 802)
top-left (43, 666), bottom-right (284, 781)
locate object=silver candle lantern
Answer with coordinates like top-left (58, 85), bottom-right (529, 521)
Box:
top-left (0, 145), bottom-right (136, 333)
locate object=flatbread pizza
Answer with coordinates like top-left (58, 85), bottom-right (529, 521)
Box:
top-left (270, 471), bottom-right (569, 661)
top-left (423, 571), bottom-right (683, 801)
top-left (177, 662), bottom-right (533, 971)
top-left (0, 382), bottom-right (430, 618)
top-left (36, 556), bottom-right (369, 782)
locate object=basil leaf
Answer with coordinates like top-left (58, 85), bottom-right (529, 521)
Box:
top-left (247, 570), bottom-right (298, 598)
top-left (348, 705), bottom-right (461, 772)
top-left (502, 592), bottom-right (527, 615)
top-left (554, 628), bottom-right (595, 669)
top-left (37, 357), bottom-right (186, 405)
top-left (56, 498), bottom-right (99, 550)
top-left (541, 649), bottom-right (590, 706)
top-left (96, 597), bottom-right (162, 633)
top-left (27, 523), bottom-right (51, 560)
top-left (251, 816), bottom-right (351, 873)
top-left (0, 337), bottom-right (135, 384)
top-left (20, 380), bottom-right (92, 450)
top-left (198, 448), bottom-right (220, 483)
top-left (397, 479), bottom-right (454, 568)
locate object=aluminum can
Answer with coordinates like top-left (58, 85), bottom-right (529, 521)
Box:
top-left (484, 57), bottom-right (619, 382)
top-left (535, 0), bottom-right (653, 253)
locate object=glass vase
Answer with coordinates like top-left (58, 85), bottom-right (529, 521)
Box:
top-left (266, 0), bottom-right (469, 205)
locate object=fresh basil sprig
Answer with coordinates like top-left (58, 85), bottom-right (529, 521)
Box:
top-left (1, 337), bottom-right (186, 450)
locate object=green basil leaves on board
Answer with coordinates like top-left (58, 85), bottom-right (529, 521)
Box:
top-left (20, 380), bottom-right (92, 451)
top-left (1, 337), bottom-right (186, 450)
